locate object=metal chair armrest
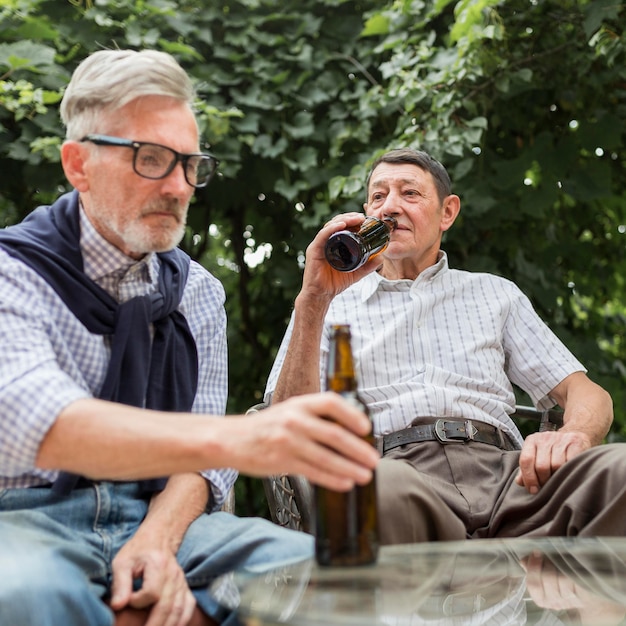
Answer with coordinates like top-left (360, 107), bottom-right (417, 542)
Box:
top-left (513, 404), bottom-right (564, 432)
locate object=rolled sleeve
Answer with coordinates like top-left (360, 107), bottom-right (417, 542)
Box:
top-left (0, 362), bottom-right (89, 476)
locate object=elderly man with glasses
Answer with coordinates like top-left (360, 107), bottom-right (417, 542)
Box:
top-left (0, 49), bottom-right (378, 626)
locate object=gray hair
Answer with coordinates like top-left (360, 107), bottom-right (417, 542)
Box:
top-left (365, 148), bottom-right (452, 204)
top-left (60, 49), bottom-right (196, 140)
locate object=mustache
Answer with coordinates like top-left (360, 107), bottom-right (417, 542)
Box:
top-left (141, 199), bottom-right (186, 221)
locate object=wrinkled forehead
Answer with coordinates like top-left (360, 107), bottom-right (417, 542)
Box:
top-left (367, 162), bottom-right (432, 194)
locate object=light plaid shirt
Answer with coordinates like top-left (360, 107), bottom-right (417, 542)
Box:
top-left (266, 252), bottom-right (585, 447)
top-left (0, 207), bottom-right (236, 508)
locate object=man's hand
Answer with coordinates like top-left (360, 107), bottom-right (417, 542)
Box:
top-left (515, 430), bottom-right (592, 494)
top-left (224, 392), bottom-right (379, 492)
top-left (110, 537), bottom-right (195, 626)
top-left (299, 212), bottom-right (385, 302)
top-left (516, 371), bottom-right (613, 494)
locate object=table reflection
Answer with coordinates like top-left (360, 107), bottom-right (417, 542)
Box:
top-left (208, 537), bottom-right (626, 625)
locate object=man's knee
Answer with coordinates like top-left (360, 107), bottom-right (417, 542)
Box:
top-left (180, 511), bottom-right (314, 580)
top-left (0, 549), bottom-right (110, 625)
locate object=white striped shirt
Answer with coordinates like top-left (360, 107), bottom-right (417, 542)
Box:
top-left (0, 207), bottom-right (236, 508)
top-left (265, 252), bottom-right (585, 446)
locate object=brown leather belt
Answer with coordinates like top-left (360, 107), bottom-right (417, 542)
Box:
top-left (378, 419), bottom-right (516, 455)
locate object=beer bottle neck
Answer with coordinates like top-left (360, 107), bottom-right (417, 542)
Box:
top-left (326, 330), bottom-right (357, 393)
top-left (327, 376), bottom-right (358, 394)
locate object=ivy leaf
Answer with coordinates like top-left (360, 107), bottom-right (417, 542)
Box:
top-left (361, 14), bottom-right (389, 37)
top-left (0, 41), bottom-right (56, 73)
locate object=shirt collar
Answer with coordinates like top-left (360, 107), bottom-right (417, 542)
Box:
top-left (358, 250), bottom-right (449, 302)
top-left (79, 206), bottom-right (158, 285)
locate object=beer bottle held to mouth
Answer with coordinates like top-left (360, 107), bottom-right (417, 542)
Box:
top-left (314, 324), bottom-right (379, 567)
top-left (324, 216), bottom-right (397, 272)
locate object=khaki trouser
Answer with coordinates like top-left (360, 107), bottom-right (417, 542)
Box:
top-left (376, 441), bottom-right (626, 544)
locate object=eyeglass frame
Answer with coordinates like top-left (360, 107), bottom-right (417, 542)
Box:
top-left (80, 134), bottom-right (219, 188)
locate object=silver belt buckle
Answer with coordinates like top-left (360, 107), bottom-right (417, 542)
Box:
top-left (434, 419), bottom-right (477, 443)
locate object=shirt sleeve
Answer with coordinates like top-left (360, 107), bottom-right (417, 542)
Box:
top-left (503, 285), bottom-right (586, 410)
top-left (182, 261), bottom-right (237, 510)
top-left (0, 255), bottom-right (92, 479)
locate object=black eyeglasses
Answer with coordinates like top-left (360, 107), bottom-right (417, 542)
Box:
top-left (80, 134), bottom-right (219, 188)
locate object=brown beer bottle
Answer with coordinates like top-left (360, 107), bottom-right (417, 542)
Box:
top-left (324, 216), bottom-right (397, 272)
top-left (315, 324), bottom-right (379, 566)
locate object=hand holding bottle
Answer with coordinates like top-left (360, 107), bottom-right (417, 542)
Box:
top-left (225, 392), bottom-right (378, 492)
top-left (297, 213), bottom-right (392, 311)
top-left (325, 215), bottom-right (397, 272)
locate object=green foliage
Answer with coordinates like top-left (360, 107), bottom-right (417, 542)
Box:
top-left (0, 0), bottom-right (625, 515)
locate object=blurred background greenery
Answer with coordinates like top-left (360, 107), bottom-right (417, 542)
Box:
top-left (1, 0), bottom-right (624, 516)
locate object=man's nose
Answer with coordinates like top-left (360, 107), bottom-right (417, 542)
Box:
top-left (380, 190), bottom-right (401, 215)
top-left (161, 161), bottom-right (192, 196)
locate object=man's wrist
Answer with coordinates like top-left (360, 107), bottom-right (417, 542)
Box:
top-left (293, 292), bottom-right (331, 320)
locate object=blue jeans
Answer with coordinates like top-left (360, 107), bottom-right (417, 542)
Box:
top-left (0, 481), bottom-right (313, 625)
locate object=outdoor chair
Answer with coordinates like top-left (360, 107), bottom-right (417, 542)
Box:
top-left (245, 403), bottom-right (564, 533)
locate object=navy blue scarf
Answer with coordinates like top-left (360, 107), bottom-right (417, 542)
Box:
top-left (0, 190), bottom-right (198, 493)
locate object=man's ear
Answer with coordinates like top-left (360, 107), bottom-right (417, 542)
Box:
top-left (61, 141), bottom-right (90, 192)
top-left (440, 194), bottom-right (461, 232)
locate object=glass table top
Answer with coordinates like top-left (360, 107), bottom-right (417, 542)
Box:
top-left (208, 537), bottom-right (626, 625)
